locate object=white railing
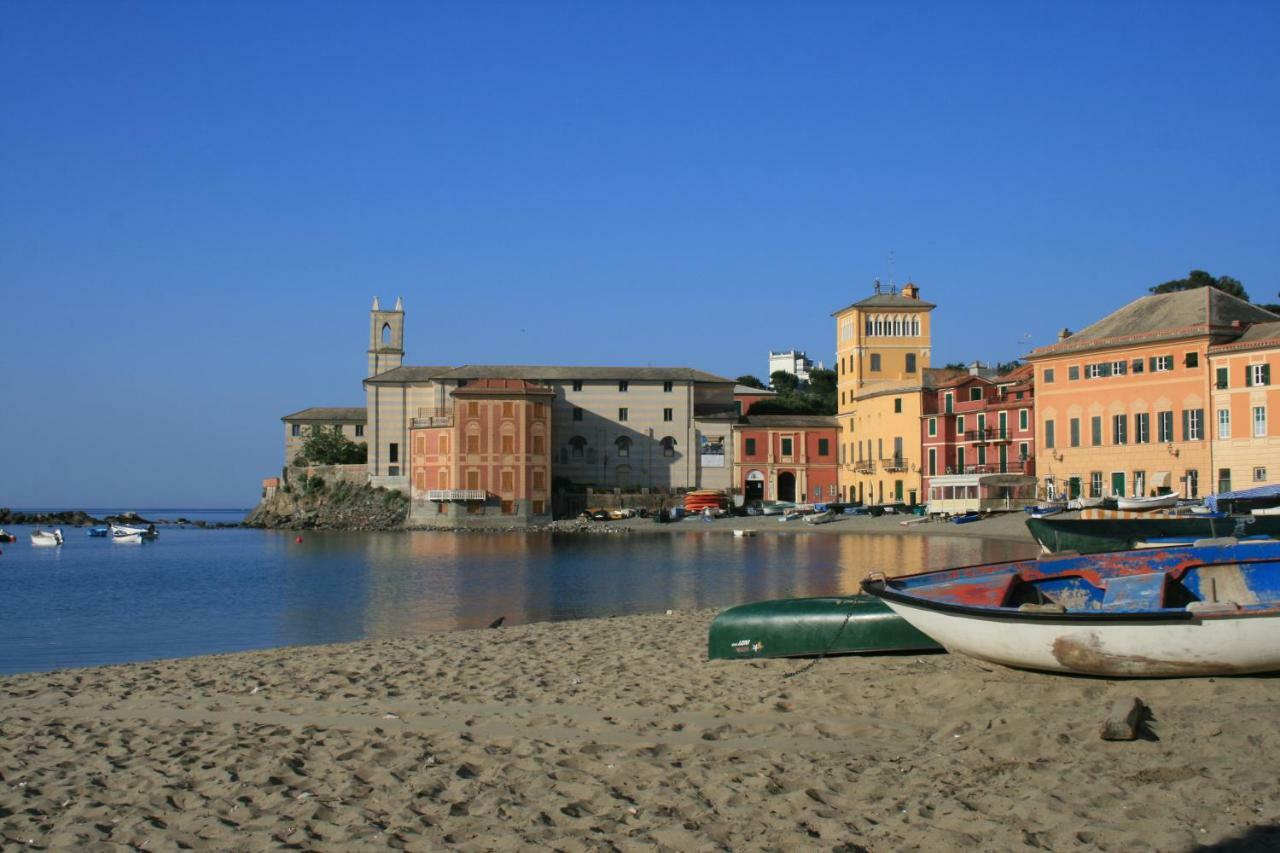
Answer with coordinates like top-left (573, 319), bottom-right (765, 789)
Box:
top-left (425, 489), bottom-right (487, 502)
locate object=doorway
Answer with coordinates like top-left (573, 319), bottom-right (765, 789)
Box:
top-left (1110, 472), bottom-right (1126, 497)
top-left (1068, 476), bottom-right (1082, 499)
top-left (777, 472), bottom-right (796, 503)
top-left (745, 472), bottom-right (764, 502)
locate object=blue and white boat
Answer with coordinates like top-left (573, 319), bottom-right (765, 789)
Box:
top-left (863, 538), bottom-right (1280, 677)
top-left (87, 526), bottom-right (109, 537)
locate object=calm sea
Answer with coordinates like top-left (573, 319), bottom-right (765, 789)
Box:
top-left (0, 521), bottom-right (1036, 675)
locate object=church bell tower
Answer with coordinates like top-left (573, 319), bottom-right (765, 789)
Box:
top-left (367, 296), bottom-right (405, 378)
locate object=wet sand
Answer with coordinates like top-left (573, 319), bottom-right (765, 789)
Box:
top-left (611, 508), bottom-right (1039, 543)
top-left (3, 608), bottom-right (1279, 850)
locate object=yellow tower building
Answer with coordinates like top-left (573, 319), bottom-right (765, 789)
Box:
top-left (833, 282), bottom-right (935, 506)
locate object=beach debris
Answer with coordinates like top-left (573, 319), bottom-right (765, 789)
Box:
top-left (488, 616), bottom-right (505, 629)
top-left (250, 684), bottom-right (265, 695)
top-left (1100, 696), bottom-right (1151, 741)
top-left (666, 609), bottom-right (674, 615)
top-left (383, 712), bottom-right (399, 720)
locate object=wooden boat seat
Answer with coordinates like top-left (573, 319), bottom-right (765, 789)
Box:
top-left (1099, 573), bottom-right (1170, 611)
top-left (922, 572), bottom-right (1022, 607)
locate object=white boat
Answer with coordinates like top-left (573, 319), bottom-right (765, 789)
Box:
top-left (899, 516), bottom-right (930, 526)
top-left (863, 539), bottom-right (1280, 677)
top-left (110, 523), bottom-right (158, 540)
top-left (803, 510), bottom-right (836, 525)
top-left (1252, 506), bottom-right (1280, 517)
top-left (732, 529), bottom-right (756, 538)
top-left (111, 530), bottom-right (143, 543)
top-left (30, 529), bottom-right (64, 546)
top-left (1115, 494), bottom-right (1179, 512)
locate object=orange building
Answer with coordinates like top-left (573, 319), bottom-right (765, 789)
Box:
top-left (732, 415), bottom-right (840, 504)
top-left (409, 379), bottom-right (555, 527)
top-left (1027, 288), bottom-right (1275, 501)
top-left (1208, 321), bottom-right (1280, 494)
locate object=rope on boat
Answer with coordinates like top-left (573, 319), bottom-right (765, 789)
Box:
top-left (782, 598), bottom-right (858, 679)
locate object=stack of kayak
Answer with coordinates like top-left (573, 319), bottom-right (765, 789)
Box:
top-left (684, 490), bottom-right (727, 515)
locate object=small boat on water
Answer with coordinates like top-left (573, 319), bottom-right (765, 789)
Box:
top-left (804, 510), bottom-right (836, 525)
top-left (87, 526), bottom-right (109, 537)
top-left (1116, 494), bottom-right (1179, 512)
top-left (862, 538), bottom-right (1280, 677)
top-left (732, 529), bottom-right (756, 538)
top-left (110, 523), bottom-right (159, 540)
top-left (0, 529), bottom-right (15, 544)
top-left (708, 595), bottom-right (942, 660)
top-left (31, 529), bottom-right (64, 546)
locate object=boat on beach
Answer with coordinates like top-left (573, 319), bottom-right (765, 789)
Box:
top-left (803, 510), bottom-right (836, 525)
top-left (1115, 494), bottom-right (1179, 512)
top-left (707, 595), bottom-right (942, 660)
top-left (732, 529), bottom-right (756, 538)
top-left (1026, 513), bottom-right (1280, 554)
top-left (30, 529), bottom-right (64, 546)
top-left (862, 538), bottom-right (1280, 677)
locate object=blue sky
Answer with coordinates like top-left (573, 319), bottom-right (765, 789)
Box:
top-left (2, 1), bottom-right (1277, 507)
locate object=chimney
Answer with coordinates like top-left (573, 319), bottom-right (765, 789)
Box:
top-left (902, 282), bottom-right (919, 300)
top-left (1057, 328), bottom-right (1072, 342)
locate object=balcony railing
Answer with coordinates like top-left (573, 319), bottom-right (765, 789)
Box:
top-left (880, 457), bottom-right (908, 472)
top-left (853, 461), bottom-right (876, 474)
top-left (962, 428), bottom-right (1011, 442)
top-left (425, 489), bottom-right (487, 502)
top-left (412, 416), bottom-right (454, 428)
top-left (941, 461), bottom-right (1034, 476)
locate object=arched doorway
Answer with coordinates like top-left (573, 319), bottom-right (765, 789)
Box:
top-left (777, 471), bottom-right (797, 503)
top-left (745, 470), bottom-right (765, 502)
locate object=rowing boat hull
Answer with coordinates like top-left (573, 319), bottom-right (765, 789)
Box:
top-left (707, 595), bottom-right (941, 660)
top-left (1026, 515), bottom-right (1280, 554)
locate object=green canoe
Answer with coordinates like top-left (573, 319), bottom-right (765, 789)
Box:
top-left (1026, 514), bottom-right (1280, 554)
top-left (707, 595), bottom-right (942, 661)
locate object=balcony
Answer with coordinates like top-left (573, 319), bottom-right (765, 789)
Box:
top-left (412, 407), bottom-right (454, 429)
top-left (880, 457), bottom-right (908, 472)
top-left (853, 461), bottom-right (876, 474)
top-left (962, 429), bottom-right (1011, 443)
top-left (425, 489), bottom-right (488, 502)
top-left (942, 460), bottom-right (1034, 476)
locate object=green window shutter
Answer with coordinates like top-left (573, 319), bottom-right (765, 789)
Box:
top-left (1149, 357), bottom-right (1157, 372)
top-left (1182, 410), bottom-right (1190, 441)
top-left (1246, 365), bottom-right (1254, 387)
top-left (1217, 367), bottom-right (1229, 388)
top-left (1264, 365), bottom-right (1272, 386)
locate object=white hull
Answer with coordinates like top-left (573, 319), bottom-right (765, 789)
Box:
top-left (112, 533), bottom-right (143, 543)
top-left (1116, 495), bottom-right (1179, 512)
top-left (804, 511), bottom-right (835, 525)
top-left (732, 529), bottom-right (755, 538)
top-left (1252, 506), bottom-right (1280, 516)
top-left (881, 599), bottom-right (1280, 677)
top-left (30, 534), bottom-right (62, 547)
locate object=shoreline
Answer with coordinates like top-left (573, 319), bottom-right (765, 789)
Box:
top-left (2, 609), bottom-right (1277, 849)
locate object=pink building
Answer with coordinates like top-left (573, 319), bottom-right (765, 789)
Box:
top-left (733, 415), bottom-right (840, 505)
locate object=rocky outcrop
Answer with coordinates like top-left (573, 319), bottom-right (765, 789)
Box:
top-left (0, 508), bottom-right (102, 526)
top-left (243, 481), bottom-right (409, 531)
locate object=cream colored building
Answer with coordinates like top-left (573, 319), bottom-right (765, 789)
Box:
top-left (281, 407), bottom-right (367, 465)
top-left (1209, 320), bottom-right (1280, 494)
top-left (833, 283), bottom-right (935, 505)
top-left (358, 298), bottom-right (736, 493)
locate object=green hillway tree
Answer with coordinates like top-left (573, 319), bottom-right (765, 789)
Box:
top-left (299, 425), bottom-right (368, 465)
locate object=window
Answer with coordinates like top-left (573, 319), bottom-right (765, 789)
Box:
top-left (439, 434), bottom-right (450, 454)
top-left (619, 380), bottom-right (629, 392)
top-left (532, 500), bottom-right (545, 515)
top-left (894, 398), bottom-right (902, 413)
top-left (745, 438), bottom-right (756, 455)
top-left (501, 434), bottom-right (514, 454)
top-left (1218, 408), bottom-right (1230, 440)
top-left (389, 443), bottom-right (399, 463)
top-left (353, 424), bottom-right (364, 438)
top-left (1086, 363), bottom-right (1102, 379)
top-left (1157, 411), bottom-right (1174, 443)
top-left (502, 402), bottom-right (514, 418)
top-left (928, 418), bottom-right (937, 437)
top-left (569, 436), bottom-right (586, 458)
top-left (1043, 368), bottom-right (1055, 383)
top-left (532, 435), bottom-right (544, 455)
top-left (1068, 365), bottom-right (1080, 381)
top-left (466, 434), bottom-right (480, 453)
top-left (1044, 420), bottom-right (1055, 449)
top-left (661, 437), bottom-right (676, 457)
top-left (1090, 416), bottom-right (1102, 446)
top-left (1133, 470), bottom-right (1146, 496)
top-left (944, 393), bottom-right (953, 413)
top-left (928, 447), bottom-right (937, 476)
top-left (533, 470), bottom-right (545, 490)
top-left (1255, 467), bottom-right (1267, 482)
top-left (1019, 409), bottom-right (1029, 431)
top-left (1111, 360), bottom-right (1127, 376)
top-left (1112, 414), bottom-right (1127, 445)
top-left (572, 380), bottom-right (583, 392)
top-left (1186, 469), bottom-right (1199, 498)
top-left (1184, 409), bottom-right (1204, 441)
top-left (1151, 355), bottom-right (1173, 372)
top-left (870, 354), bottom-right (881, 372)
top-left (663, 381), bottom-right (673, 392)
top-left (1068, 418), bottom-right (1080, 448)
top-left (1219, 468), bottom-right (1232, 494)
top-left (573, 407), bottom-right (583, 421)
top-left (501, 470), bottom-right (514, 493)
top-left (468, 402), bottom-right (480, 418)
top-left (968, 387), bottom-right (981, 402)
top-left (1254, 406), bottom-right (1267, 438)
top-left (466, 470), bottom-right (480, 490)
top-left (818, 439), bottom-right (829, 456)
top-left (1090, 472), bottom-right (1103, 499)
top-left (291, 423), bottom-right (301, 437)
top-left (1131, 358), bottom-right (1144, 374)
top-left (618, 407), bottom-right (628, 422)
top-left (663, 408), bottom-right (673, 422)
top-left (615, 436), bottom-right (631, 457)
top-left (1134, 413), bottom-right (1150, 444)
top-left (956, 447), bottom-right (966, 471)
top-left (905, 353), bottom-right (917, 373)
top-left (1216, 367), bottom-right (1229, 389)
top-left (956, 415), bottom-right (965, 434)
top-left (1019, 441), bottom-right (1029, 460)
top-left (1249, 364), bottom-right (1271, 387)
top-left (1185, 352), bottom-right (1199, 368)
top-left (977, 445), bottom-right (986, 465)
top-left (781, 437), bottom-right (794, 457)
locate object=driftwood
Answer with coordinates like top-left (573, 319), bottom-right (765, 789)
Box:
top-left (1100, 696), bottom-right (1150, 741)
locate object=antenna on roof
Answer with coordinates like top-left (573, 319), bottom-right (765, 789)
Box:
top-left (887, 250), bottom-right (896, 289)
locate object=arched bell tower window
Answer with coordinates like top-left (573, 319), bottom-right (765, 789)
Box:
top-left (381, 323), bottom-right (392, 345)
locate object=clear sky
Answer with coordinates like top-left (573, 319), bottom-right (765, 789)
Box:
top-left (2, 1), bottom-right (1277, 508)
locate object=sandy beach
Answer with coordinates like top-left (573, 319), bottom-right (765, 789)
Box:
top-left (3, 605), bottom-right (1279, 850)
top-left (605, 509), bottom-right (1040, 543)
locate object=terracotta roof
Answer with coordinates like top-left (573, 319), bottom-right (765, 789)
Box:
top-left (281, 406), bottom-right (367, 422)
top-left (1027, 288), bottom-right (1278, 359)
top-left (451, 378), bottom-right (555, 397)
top-left (922, 368), bottom-right (972, 389)
top-left (739, 415), bottom-right (839, 429)
top-left (734, 384), bottom-right (777, 396)
top-left (995, 363), bottom-right (1034, 383)
top-left (1208, 321), bottom-right (1280, 353)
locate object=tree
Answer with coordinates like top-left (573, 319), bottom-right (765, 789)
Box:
top-left (806, 368), bottom-right (837, 411)
top-left (300, 425), bottom-right (368, 465)
top-left (735, 374), bottom-right (766, 389)
top-left (769, 370), bottom-right (800, 393)
top-left (1150, 270), bottom-right (1249, 301)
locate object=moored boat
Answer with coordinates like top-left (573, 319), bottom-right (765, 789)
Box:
top-left (30, 529), bottom-right (64, 546)
top-left (862, 538), bottom-right (1280, 677)
top-left (110, 523), bottom-right (159, 540)
top-left (1026, 514), bottom-right (1280, 554)
top-left (87, 526), bottom-right (109, 537)
top-left (707, 595), bottom-right (942, 660)
top-left (1115, 494), bottom-right (1179, 512)
top-left (0, 529), bottom-right (15, 544)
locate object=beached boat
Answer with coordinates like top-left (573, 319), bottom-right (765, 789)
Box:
top-left (1253, 506), bottom-right (1280, 517)
top-left (1026, 514), bottom-right (1280, 554)
top-left (707, 595), bottom-right (942, 660)
top-left (951, 511), bottom-right (981, 525)
top-left (804, 510), bottom-right (836, 525)
top-left (760, 502), bottom-right (791, 516)
top-left (862, 538), bottom-right (1280, 677)
top-left (30, 529), bottom-right (64, 546)
top-left (732, 529), bottom-right (756, 538)
top-left (1115, 494), bottom-right (1179, 512)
